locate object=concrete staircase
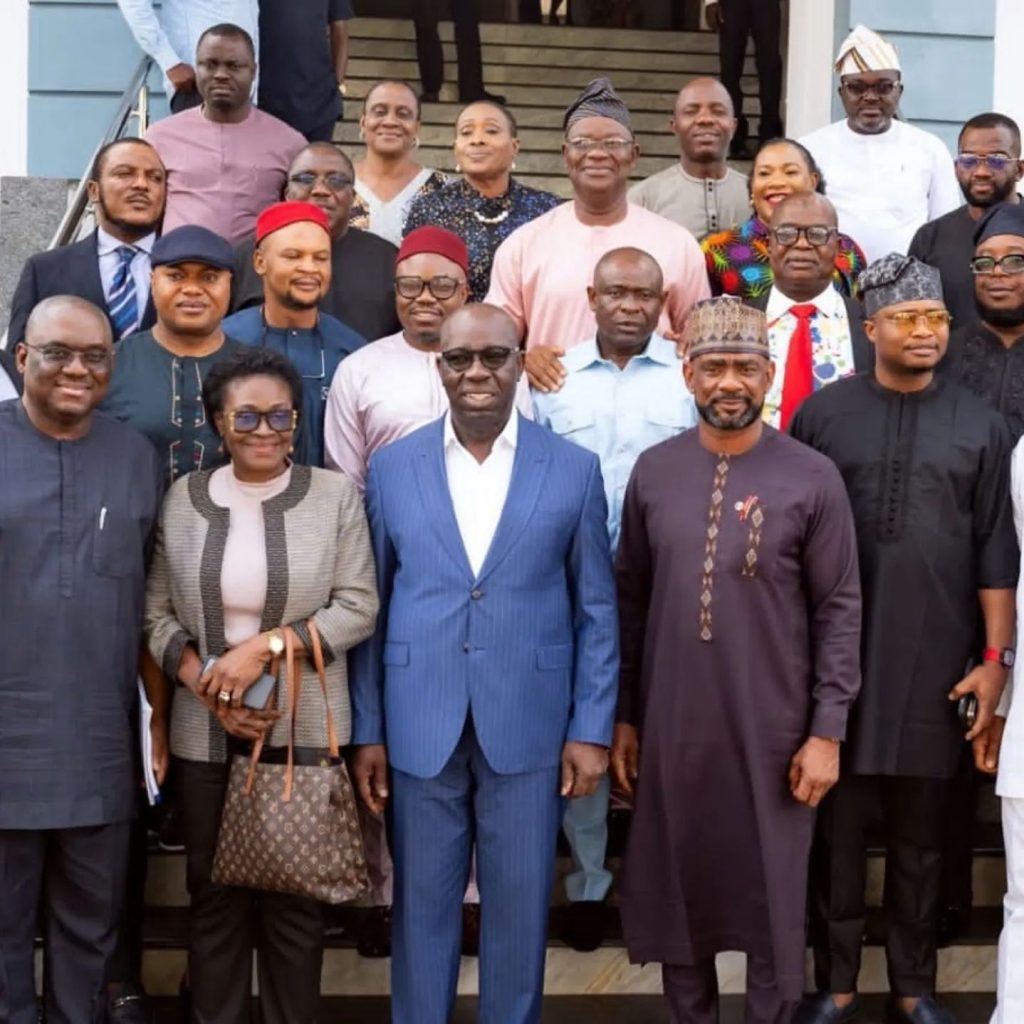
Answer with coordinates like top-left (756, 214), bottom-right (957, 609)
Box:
top-left (335, 18), bottom-right (763, 198)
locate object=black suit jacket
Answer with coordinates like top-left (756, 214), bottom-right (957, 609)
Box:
top-left (5, 230), bottom-right (156, 350)
top-left (746, 288), bottom-right (873, 373)
top-left (0, 348), bottom-right (22, 395)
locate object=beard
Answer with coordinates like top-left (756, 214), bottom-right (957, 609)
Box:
top-left (961, 176), bottom-right (1018, 208)
top-left (280, 288), bottom-right (321, 311)
top-left (696, 395), bottom-right (763, 430)
top-left (977, 294), bottom-right (1024, 330)
top-left (95, 188), bottom-right (161, 237)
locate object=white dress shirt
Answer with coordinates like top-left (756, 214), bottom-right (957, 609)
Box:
top-left (0, 366), bottom-right (18, 403)
top-left (116, 0), bottom-right (259, 95)
top-left (763, 283), bottom-right (856, 427)
top-left (1000, 438), bottom-right (1024, 798)
top-left (96, 228), bottom-right (156, 323)
top-left (444, 411), bottom-right (518, 578)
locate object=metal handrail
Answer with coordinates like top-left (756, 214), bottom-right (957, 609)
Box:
top-left (48, 56), bottom-right (155, 251)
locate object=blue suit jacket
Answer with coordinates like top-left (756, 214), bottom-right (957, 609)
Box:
top-left (6, 230), bottom-right (156, 350)
top-left (351, 413), bottom-right (619, 779)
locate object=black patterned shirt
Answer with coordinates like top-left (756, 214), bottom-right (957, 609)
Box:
top-left (945, 323), bottom-right (1024, 443)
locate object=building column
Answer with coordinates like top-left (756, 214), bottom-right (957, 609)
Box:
top-left (783, 0), bottom-right (837, 139)
top-left (0, 0), bottom-right (29, 176)
top-left (994, 0), bottom-right (1024, 131)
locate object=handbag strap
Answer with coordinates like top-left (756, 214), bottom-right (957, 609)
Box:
top-left (306, 619), bottom-right (340, 758)
top-left (243, 652), bottom-right (281, 797)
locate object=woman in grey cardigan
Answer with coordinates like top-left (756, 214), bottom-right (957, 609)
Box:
top-left (144, 347), bottom-right (378, 1023)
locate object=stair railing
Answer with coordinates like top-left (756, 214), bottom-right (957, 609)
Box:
top-left (48, 56), bottom-right (154, 250)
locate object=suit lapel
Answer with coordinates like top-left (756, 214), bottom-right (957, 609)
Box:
top-left (476, 417), bottom-right (549, 585)
top-left (413, 421), bottom-right (474, 582)
top-left (844, 296), bottom-right (874, 372)
top-left (84, 231), bottom-right (109, 313)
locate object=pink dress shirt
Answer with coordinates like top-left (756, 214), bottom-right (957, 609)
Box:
top-left (146, 105), bottom-right (306, 244)
top-left (485, 201), bottom-right (711, 350)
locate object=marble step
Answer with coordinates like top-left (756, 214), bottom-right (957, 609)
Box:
top-left (135, 942), bottom-right (1000, 998)
top-left (151, 993), bottom-right (999, 1023)
top-left (350, 36), bottom-right (758, 76)
top-left (351, 17), bottom-right (722, 54)
top-left (346, 55), bottom-right (756, 90)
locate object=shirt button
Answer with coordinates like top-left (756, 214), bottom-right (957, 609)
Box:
top-left (471, 589), bottom-right (483, 600)
top-left (463, 642), bottom-right (471, 653)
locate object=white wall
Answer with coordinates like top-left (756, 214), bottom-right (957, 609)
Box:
top-left (994, 0), bottom-right (1024, 131)
top-left (0, 0), bottom-right (30, 176)
top-left (784, 0), bottom-right (837, 139)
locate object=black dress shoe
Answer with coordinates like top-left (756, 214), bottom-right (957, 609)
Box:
top-left (419, 90), bottom-right (440, 103)
top-left (937, 905), bottom-right (971, 946)
top-left (459, 90), bottom-right (507, 105)
top-left (885, 996), bottom-right (959, 1024)
top-left (107, 983), bottom-right (152, 1024)
top-left (557, 900), bottom-right (608, 952)
top-left (794, 992), bottom-right (861, 1024)
top-left (729, 138), bottom-right (754, 160)
top-left (461, 902), bottom-right (481, 957)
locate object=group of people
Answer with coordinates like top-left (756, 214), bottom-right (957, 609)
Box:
top-left (2, 15), bottom-right (1024, 1024)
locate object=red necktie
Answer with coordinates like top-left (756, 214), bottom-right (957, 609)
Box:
top-left (779, 303), bottom-right (817, 430)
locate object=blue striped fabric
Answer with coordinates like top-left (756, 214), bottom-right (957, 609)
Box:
top-left (107, 246), bottom-right (139, 340)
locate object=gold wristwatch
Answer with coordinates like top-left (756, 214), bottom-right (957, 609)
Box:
top-left (264, 629), bottom-right (285, 658)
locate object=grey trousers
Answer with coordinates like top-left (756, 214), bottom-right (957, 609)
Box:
top-left (663, 958), bottom-right (796, 1024)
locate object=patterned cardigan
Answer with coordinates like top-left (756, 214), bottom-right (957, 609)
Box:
top-left (144, 464), bottom-right (379, 764)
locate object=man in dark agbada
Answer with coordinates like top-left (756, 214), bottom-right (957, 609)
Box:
top-left (791, 255), bottom-right (1018, 1024)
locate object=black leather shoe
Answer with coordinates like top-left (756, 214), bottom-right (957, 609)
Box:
top-left (459, 90), bottom-right (507, 105)
top-left (794, 992), bottom-right (861, 1024)
top-left (107, 983), bottom-right (152, 1024)
top-left (355, 905), bottom-right (392, 958)
top-left (557, 900), bottom-right (608, 952)
top-left (419, 90), bottom-right (440, 103)
top-left (885, 996), bottom-right (959, 1024)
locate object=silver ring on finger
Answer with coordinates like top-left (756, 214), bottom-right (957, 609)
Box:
top-left (218, 690), bottom-right (232, 705)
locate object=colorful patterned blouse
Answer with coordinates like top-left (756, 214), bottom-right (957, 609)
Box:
top-left (405, 177), bottom-right (562, 302)
top-left (702, 215), bottom-right (867, 300)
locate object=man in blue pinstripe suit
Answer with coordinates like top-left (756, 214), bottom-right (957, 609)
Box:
top-left (351, 303), bottom-right (619, 1024)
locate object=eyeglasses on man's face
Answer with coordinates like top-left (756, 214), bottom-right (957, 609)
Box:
top-left (439, 347), bottom-right (521, 372)
top-left (288, 171), bottom-right (354, 191)
top-left (395, 275), bottom-right (462, 300)
top-left (878, 310), bottom-right (953, 332)
top-left (770, 225), bottom-right (838, 247)
top-left (956, 153), bottom-right (1017, 173)
top-left (970, 254), bottom-right (1024, 276)
top-left (23, 342), bottom-right (112, 368)
top-left (227, 409), bottom-right (298, 433)
top-left (565, 137), bottom-right (635, 154)
top-left (841, 78), bottom-right (899, 99)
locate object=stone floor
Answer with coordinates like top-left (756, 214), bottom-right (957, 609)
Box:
top-left (152, 993), bottom-right (997, 1023)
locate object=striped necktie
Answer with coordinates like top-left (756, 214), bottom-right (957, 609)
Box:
top-left (108, 245), bottom-right (139, 340)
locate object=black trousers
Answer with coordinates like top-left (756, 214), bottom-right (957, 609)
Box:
top-left (662, 958), bottom-right (795, 1024)
top-left (0, 822), bottom-right (130, 1024)
top-left (716, 0), bottom-right (783, 145)
top-left (809, 773), bottom-right (949, 997)
top-left (108, 795), bottom-right (149, 986)
top-left (174, 757), bottom-right (325, 1024)
top-left (413, 0), bottom-right (484, 99)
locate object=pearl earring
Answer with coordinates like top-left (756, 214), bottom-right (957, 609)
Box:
top-left (455, 163), bottom-right (462, 173)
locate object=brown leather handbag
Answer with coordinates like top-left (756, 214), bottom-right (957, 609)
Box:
top-left (211, 622), bottom-right (370, 904)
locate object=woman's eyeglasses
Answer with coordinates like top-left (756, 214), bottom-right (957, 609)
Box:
top-left (227, 409), bottom-right (298, 433)
top-left (440, 347), bottom-right (520, 372)
top-left (395, 275), bottom-right (462, 300)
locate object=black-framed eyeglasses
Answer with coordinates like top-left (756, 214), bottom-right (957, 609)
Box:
top-left (23, 342), bottom-right (112, 368)
top-left (227, 409), bottom-right (298, 433)
top-left (288, 171), bottom-right (354, 191)
top-left (395, 275), bottom-right (462, 300)
top-left (970, 254), bottom-right (1024, 276)
top-left (841, 78), bottom-right (899, 98)
top-left (565, 137), bottom-right (634, 154)
top-left (771, 224), bottom-right (838, 247)
top-left (440, 347), bottom-right (521, 372)
top-left (956, 153), bottom-right (1016, 173)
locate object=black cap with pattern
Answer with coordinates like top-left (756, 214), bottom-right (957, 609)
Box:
top-left (563, 77), bottom-right (632, 134)
top-left (858, 253), bottom-right (944, 316)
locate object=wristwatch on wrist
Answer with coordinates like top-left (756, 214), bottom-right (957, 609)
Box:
top-left (264, 629), bottom-right (285, 658)
top-left (338, 82), bottom-right (348, 96)
top-left (982, 646), bottom-right (1015, 668)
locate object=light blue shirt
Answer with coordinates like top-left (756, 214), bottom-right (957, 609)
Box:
top-left (533, 334), bottom-right (697, 551)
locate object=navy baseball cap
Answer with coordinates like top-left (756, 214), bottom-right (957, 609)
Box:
top-left (151, 225), bottom-right (234, 271)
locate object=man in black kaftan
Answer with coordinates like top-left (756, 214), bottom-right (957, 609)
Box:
top-left (791, 255), bottom-right (1018, 1024)
top-left (613, 297), bottom-right (863, 1024)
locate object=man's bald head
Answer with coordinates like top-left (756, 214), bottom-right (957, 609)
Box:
top-left (440, 303), bottom-right (520, 351)
top-left (25, 295), bottom-right (112, 347)
top-left (18, 295), bottom-right (115, 437)
top-left (594, 247), bottom-right (664, 293)
top-left (288, 141), bottom-right (355, 181)
top-left (672, 77), bottom-right (736, 166)
top-left (767, 193), bottom-right (841, 300)
top-left (771, 191), bottom-right (838, 228)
